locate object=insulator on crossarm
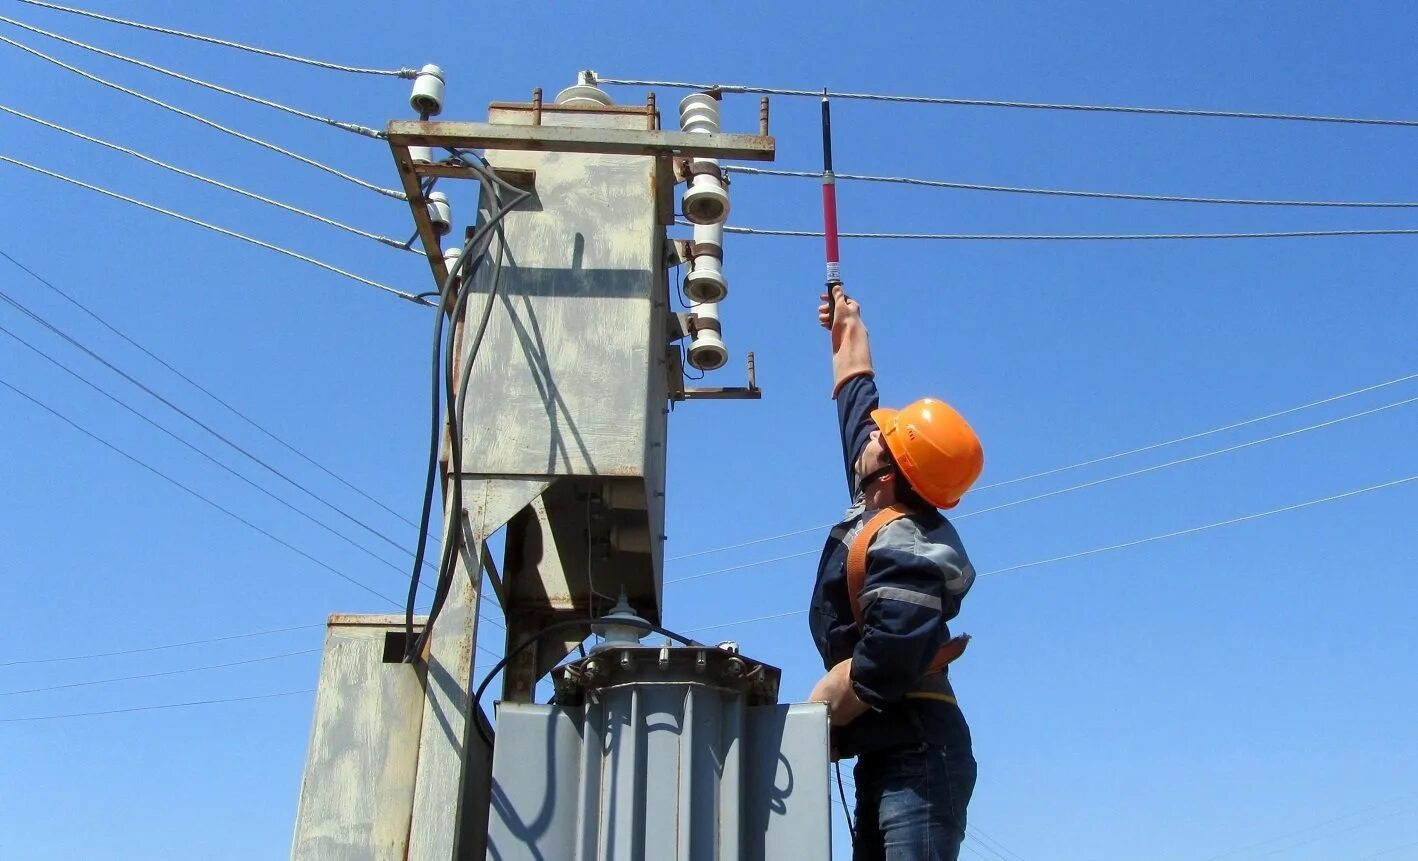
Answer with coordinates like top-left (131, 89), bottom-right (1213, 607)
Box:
top-left (556, 70), bottom-right (613, 107)
top-left (427, 191), bottom-right (451, 235)
top-left (685, 220), bottom-right (727, 304)
top-left (443, 245), bottom-right (466, 277)
top-left (678, 93), bottom-right (730, 225)
top-left (686, 302), bottom-right (728, 371)
top-left (410, 64), bottom-right (445, 116)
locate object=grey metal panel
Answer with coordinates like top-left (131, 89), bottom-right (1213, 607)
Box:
top-left (485, 691), bottom-right (832, 860)
top-left (744, 704), bottom-right (833, 861)
top-left (461, 107), bottom-right (664, 481)
top-left (290, 615), bottom-right (425, 861)
top-left (486, 703), bottom-right (584, 858)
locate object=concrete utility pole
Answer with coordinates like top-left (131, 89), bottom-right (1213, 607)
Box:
top-left (289, 73), bottom-right (831, 861)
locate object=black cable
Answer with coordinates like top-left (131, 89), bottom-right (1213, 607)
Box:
top-left (835, 761), bottom-right (857, 845)
top-left (471, 616), bottom-right (703, 748)
top-left (404, 230), bottom-right (479, 659)
top-left (405, 155), bottom-right (533, 660)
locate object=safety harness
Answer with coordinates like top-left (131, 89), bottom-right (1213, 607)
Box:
top-left (846, 505), bottom-right (970, 704)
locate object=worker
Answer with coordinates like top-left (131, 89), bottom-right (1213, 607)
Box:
top-left (808, 284), bottom-right (983, 861)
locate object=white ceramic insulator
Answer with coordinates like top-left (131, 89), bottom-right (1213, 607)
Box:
top-left (410, 64), bottom-right (445, 116)
top-left (443, 245), bottom-right (465, 277)
top-left (687, 302), bottom-right (728, 371)
top-left (678, 93), bottom-right (730, 225)
top-left (427, 191), bottom-right (451, 236)
top-left (409, 145), bottom-right (433, 166)
top-left (556, 81), bottom-right (613, 107)
top-left (685, 221), bottom-right (727, 304)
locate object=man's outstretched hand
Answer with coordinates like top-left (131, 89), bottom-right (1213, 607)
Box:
top-left (818, 284), bottom-right (860, 332)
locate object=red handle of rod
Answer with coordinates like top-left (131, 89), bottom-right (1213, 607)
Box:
top-left (822, 178), bottom-right (841, 280)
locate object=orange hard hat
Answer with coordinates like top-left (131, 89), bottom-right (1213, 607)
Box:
top-left (870, 399), bottom-right (984, 509)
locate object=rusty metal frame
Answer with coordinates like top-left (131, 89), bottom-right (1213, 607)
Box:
top-left (387, 115), bottom-right (776, 292)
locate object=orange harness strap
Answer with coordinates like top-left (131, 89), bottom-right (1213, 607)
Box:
top-left (846, 505), bottom-right (970, 673)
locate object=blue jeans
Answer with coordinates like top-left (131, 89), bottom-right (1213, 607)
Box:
top-left (851, 742), bottom-right (976, 861)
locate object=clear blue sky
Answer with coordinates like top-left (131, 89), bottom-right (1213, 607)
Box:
top-left (2, 2), bottom-right (1416, 859)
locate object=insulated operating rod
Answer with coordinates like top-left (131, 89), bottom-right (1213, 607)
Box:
top-left (821, 90), bottom-right (841, 288)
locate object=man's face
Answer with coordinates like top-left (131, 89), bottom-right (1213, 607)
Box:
top-left (855, 428), bottom-right (891, 485)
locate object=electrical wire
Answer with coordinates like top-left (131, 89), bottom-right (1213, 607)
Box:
top-left (12, 0), bottom-right (416, 78)
top-left (0, 318), bottom-right (426, 580)
top-left (711, 223), bottom-right (1418, 242)
top-left (663, 371), bottom-right (1418, 561)
top-left (0, 374), bottom-right (402, 606)
top-left (972, 372), bottom-right (1418, 492)
top-left (0, 14), bottom-right (384, 138)
top-left (672, 427), bottom-right (1418, 591)
top-left (686, 608), bottom-right (805, 634)
top-left (1, 156), bottom-right (422, 302)
top-left (0, 647), bottom-right (320, 697)
top-left (0, 105), bottom-right (413, 250)
top-left (835, 761), bottom-right (856, 845)
top-left (2, 602), bottom-right (505, 670)
top-left (0, 623), bottom-right (323, 667)
top-left (0, 688), bottom-right (313, 723)
top-left (952, 394), bottom-right (1418, 521)
top-left (0, 34), bottom-right (405, 199)
top-left (977, 472), bottom-right (1418, 578)
top-left (0, 286), bottom-right (433, 569)
top-left (470, 616), bottom-right (704, 748)
top-left (726, 165), bottom-right (1418, 209)
top-left (0, 247), bottom-right (425, 530)
top-left (667, 524), bottom-right (824, 562)
top-left (593, 76), bottom-right (1418, 128)
top-left (968, 827), bottom-right (1030, 861)
top-left (681, 470), bottom-right (1418, 633)
top-left (404, 151), bottom-right (535, 661)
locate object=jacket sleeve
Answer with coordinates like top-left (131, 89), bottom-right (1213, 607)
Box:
top-left (836, 374), bottom-right (880, 498)
top-left (849, 518), bottom-right (968, 707)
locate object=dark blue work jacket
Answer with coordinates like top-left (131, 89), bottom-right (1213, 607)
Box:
top-left (808, 375), bottom-right (975, 758)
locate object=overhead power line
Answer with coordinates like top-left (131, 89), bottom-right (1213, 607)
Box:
top-left (973, 372), bottom-right (1418, 492)
top-left (682, 470), bottom-right (1418, 633)
top-left (978, 472), bottom-right (1418, 578)
top-left (0, 603), bottom-right (507, 670)
top-left (956, 394), bottom-right (1418, 520)
top-left (0, 286), bottom-right (433, 571)
top-left (0, 374), bottom-right (402, 606)
top-left (0, 688), bottom-right (313, 723)
top-left (0, 623), bottom-right (323, 667)
top-left (0, 14), bottom-right (384, 138)
top-left (0, 105), bottom-right (413, 250)
top-left (1, 155), bottom-right (424, 303)
top-left (0, 647), bottom-right (320, 697)
top-left (0, 317), bottom-right (426, 581)
top-left (0, 34), bottom-right (405, 199)
top-left (13, 0), bottom-right (416, 78)
top-left (664, 371), bottom-right (1418, 562)
top-left (727, 165), bottom-right (1418, 209)
top-left (712, 223), bottom-right (1418, 242)
top-left (593, 76), bottom-right (1418, 129)
top-left (667, 387), bottom-right (1418, 584)
top-left (0, 248), bottom-right (424, 530)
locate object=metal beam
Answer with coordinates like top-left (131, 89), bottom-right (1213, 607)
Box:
top-left (386, 120), bottom-right (776, 161)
